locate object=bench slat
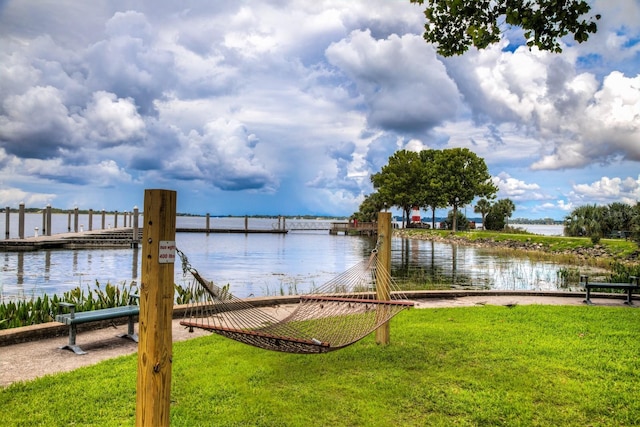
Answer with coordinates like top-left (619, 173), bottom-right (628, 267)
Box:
top-left (585, 283), bottom-right (639, 289)
top-left (55, 306), bottom-right (139, 325)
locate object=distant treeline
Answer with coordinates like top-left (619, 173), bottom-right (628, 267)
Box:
top-left (509, 218), bottom-right (562, 225)
top-left (178, 214), bottom-right (350, 220)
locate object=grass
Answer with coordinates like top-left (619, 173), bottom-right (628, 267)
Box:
top-left (2, 305), bottom-right (639, 426)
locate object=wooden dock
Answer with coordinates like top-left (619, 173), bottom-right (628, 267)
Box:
top-left (176, 227), bottom-right (287, 234)
top-left (0, 228), bottom-right (142, 251)
top-left (329, 222), bottom-right (377, 236)
top-left (0, 226), bottom-right (289, 251)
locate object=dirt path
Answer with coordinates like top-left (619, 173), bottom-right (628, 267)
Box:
top-left (0, 295), bottom-right (632, 388)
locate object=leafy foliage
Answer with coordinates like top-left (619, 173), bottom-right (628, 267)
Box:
top-left (370, 150), bottom-right (423, 227)
top-left (0, 281), bottom-right (138, 330)
top-left (474, 198), bottom-right (492, 229)
top-left (442, 209), bottom-right (470, 231)
top-left (0, 294), bottom-right (59, 329)
top-left (410, 0), bottom-right (601, 56)
top-left (366, 148), bottom-right (497, 230)
top-left (483, 198), bottom-right (516, 231)
top-left (564, 202), bottom-right (640, 243)
top-left (350, 192), bottom-right (386, 222)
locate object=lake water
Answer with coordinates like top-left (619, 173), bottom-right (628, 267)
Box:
top-left (0, 214), bottom-right (572, 302)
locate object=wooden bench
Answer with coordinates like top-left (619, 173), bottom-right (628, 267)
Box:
top-left (580, 275), bottom-right (639, 305)
top-left (55, 296), bottom-right (139, 355)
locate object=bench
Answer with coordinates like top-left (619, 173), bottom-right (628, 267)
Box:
top-left (55, 296), bottom-right (139, 355)
top-left (580, 275), bottom-right (639, 305)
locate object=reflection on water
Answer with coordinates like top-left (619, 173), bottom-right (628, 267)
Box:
top-left (0, 216), bottom-right (575, 301)
top-left (392, 238), bottom-right (571, 291)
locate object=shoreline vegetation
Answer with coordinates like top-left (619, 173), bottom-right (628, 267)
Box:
top-left (395, 227), bottom-right (640, 290)
top-left (395, 227), bottom-right (640, 265)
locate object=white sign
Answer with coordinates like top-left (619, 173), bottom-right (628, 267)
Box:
top-left (158, 240), bottom-right (176, 264)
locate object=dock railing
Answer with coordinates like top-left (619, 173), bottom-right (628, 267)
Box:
top-left (330, 222), bottom-right (376, 236)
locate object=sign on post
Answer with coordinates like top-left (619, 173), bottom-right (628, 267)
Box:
top-left (158, 241), bottom-right (176, 264)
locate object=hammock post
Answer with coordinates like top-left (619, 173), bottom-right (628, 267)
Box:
top-left (136, 189), bottom-right (177, 427)
top-left (375, 211), bottom-right (392, 345)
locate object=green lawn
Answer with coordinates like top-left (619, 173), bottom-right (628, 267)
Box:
top-left (2, 305), bottom-right (639, 426)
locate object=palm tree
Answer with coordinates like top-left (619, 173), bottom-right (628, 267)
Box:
top-left (564, 204), bottom-right (604, 240)
top-left (474, 198), bottom-right (492, 230)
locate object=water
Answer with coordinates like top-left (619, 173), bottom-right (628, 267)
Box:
top-left (511, 223), bottom-right (564, 236)
top-left (0, 214), bottom-right (572, 301)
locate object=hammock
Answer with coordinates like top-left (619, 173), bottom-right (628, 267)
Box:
top-left (177, 246), bottom-right (414, 354)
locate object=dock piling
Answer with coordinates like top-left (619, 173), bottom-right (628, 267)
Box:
top-left (18, 202), bottom-right (25, 239)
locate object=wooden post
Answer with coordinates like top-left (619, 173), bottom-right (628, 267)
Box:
top-left (376, 211), bottom-right (392, 345)
top-left (5, 206), bottom-right (10, 239)
top-left (18, 202), bottom-right (25, 239)
top-left (132, 206), bottom-right (139, 248)
top-left (74, 207), bottom-right (79, 232)
top-left (88, 209), bottom-right (93, 231)
top-left (46, 205), bottom-right (52, 236)
top-left (101, 209), bottom-right (106, 229)
top-left (136, 189), bottom-right (176, 427)
top-left (244, 215), bottom-right (248, 232)
top-left (206, 213), bottom-right (210, 233)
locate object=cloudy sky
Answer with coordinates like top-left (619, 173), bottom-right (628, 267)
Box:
top-left (0, 1), bottom-right (638, 220)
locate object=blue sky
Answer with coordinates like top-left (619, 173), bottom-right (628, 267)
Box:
top-left (0, 1), bottom-right (638, 220)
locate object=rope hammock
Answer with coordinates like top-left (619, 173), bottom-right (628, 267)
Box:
top-left (177, 245), bottom-right (414, 354)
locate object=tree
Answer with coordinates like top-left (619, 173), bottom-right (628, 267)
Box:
top-left (493, 199), bottom-right (516, 224)
top-left (484, 198), bottom-right (516, 230)
top-left (474, 198), bottom-right (492, 230)
top-left (601, 202), bottom-right (634, 236)
top-left (371, 150), bottom-right (423, 228)
top-left (564, 204), bottom-right (604, 242)
top-left (418, 149), bottom-right (448, 229)
top-left (432, 148), bottom-right (498, 231)
top-left (410, 0), bottom-right (600, 56)
top-left (630, 202), bottom-right (640, 244)
top-left (443, 209), bottom-right (470, 231)
top-left (352, 192), bottom-right (386, 223)
top-left (564, 201), bottom-right (639, 242)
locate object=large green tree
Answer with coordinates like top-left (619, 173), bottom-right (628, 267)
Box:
top-left (564, 204), bottom-right (604, 240)
top-left (418, 149), bottom-right (448, 229)
top-left (433, 148), bottom-right (498, 231)
top-left (484, 198), bottom-right (516, 230)
top-left (410, 0), bottom-right (600, 56)
top-left (564, 202), bottom-right (640, 242)
top-left (370, 150), bottom-right (423, 227)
